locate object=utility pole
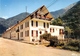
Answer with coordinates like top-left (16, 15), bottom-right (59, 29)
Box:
top-left (26, 6), bottom-right (27, 13)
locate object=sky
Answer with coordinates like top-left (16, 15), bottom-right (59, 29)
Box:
top-left (0, 0), bottom-right (79, 19)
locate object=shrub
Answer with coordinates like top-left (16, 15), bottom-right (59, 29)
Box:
top-left (62, 45), bottom-right (79, 51)
top-left (67, 39), bottom-right (80, 47)
top-left (62, 39), bottom-right (80, 51)
top-left (40, 33), bottom-right (51, 41)
top-left (40, 33), bottom-right (58, 47)
top-left (49, 36), bottom-right (58, 47)
top-left (57, 42), bottom-right (64, 46)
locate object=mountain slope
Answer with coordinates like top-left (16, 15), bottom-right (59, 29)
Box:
top-left (0, 18), bottom-right (6, 34)
top-left (62, 1), bottom-right (80, 37)
top-left (50, 9), bottom-right (66, 18)
top-left (0, 12), bottom-right (29, 34)
top-left (0, 18), bottom-right (5, 22)
top-left (50, 2), bottom-right (77, 18)
top-left (4, 12), bottom-right (29, 28)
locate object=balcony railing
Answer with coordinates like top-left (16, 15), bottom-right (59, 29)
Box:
top-left (30, 12), bottom-right (52, 21)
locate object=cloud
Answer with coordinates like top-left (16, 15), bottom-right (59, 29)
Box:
top-left (2, 16), bottom-right (8, 19)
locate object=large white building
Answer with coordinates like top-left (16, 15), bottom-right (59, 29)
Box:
top-left (2, 5), bottom-right (64, 43)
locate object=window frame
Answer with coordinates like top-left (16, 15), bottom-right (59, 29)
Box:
top-left (47, 23), bottom-right (49, 28)
top-left (36, 21), bottom-right (38, 27)
top-left (31, 21), bottom-right (33, 26)
top-left (25, 21), bottom-right (29, 28)
top-left (32, 30), bottom-right (33, 36)
top-left (20, 32), bottom-right (23, 37)
top-left (36, 30), bottom-right (38, 37)
top-left (25, 30), bottom-right (29, 37)
top-left (20, 24), bottom-right (23, 29)
top-left (43, 22), bottom-right (45, 28)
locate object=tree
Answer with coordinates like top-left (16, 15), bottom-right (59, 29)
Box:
top-left (64, 26), bottom-right (72, 38)
top-left (61, 2), bottom-right (80, 38)
top-left (52, 17), bottom-right (63, 26)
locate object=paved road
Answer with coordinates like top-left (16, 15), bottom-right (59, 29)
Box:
top-left (0, 38), bottom-right (80, 56)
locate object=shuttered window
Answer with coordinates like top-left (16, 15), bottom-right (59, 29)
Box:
top-left (25, 22), bottom-right (29, 28)
top-left (20, 32), bottom-right (23, 37)
top-left (36, 21), bottom-right (38, 27)
top-left (31, 21), bottom-right (33, 26)
top-left (25, 30), bottom-right (29, 37)
top-left (20, 24), bottom-right (23, 29)
top-left (44, 22), bottom-right (45, 28)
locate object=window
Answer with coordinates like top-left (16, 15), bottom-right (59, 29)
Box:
top-left (43, 22), bottom-right (45, 28)
top-left (62, 29), bottom-right (64, 34)
top-left (39, 31), bottom-right (42, 34)
top-left (31, 21), bottom-right (33, 26)
top-left (59, 29), bottom-right (64, 34)
top-left (50, 28), bottom-right (51, 32)
top-left (32, 30), bottom-right (38, 37)
top-left (36, 21), bottom-right (38, 27)
top-left (36, 31), bottom-right (38, 37)
top-left (25, 30), bottom-right (29, 37)
top-left (53, 28), bottom-right (54, 32)
top-left (20, 24), bottom-right (23, 29)
top-left (47, 23), bottom-right (49, 28)
top-left (50, 28), bottom-right (54, 32)
top-left (20, 32), bottom-right (23, 37)
top-left (25, 22), bottom-right (29, 28)
top-left (32, 30), bottom-right (33, 36)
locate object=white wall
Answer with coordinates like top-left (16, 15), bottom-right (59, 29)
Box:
top-left (50, 25), bottom-right (64, 39)
top-left (29, 19), bottom-right (50, 42)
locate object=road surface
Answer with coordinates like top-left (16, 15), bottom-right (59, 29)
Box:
top-left (0, 38), bottom-right (80, 56)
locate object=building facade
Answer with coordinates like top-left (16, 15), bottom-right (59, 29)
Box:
top-left (2, 5), bottom-right (64, 43)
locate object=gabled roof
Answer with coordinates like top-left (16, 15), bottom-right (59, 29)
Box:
top-left (3, 5), bottom-right (54, 34)
top-left (30, 5), bottom-right (54, 20)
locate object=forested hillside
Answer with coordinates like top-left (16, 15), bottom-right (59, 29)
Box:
top-left (0, 12), bottom-right (29, 34)
top-left (62, 1), bottom-right (80, 38)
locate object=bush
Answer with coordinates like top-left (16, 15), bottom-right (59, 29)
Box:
top-left (62, 39), bottom-right (80, 51)
top-left (40, 33), bottom-right (51, 41)
top-left (67, 39), bottom-right (80, 47)
top-left (62, 45), bottom-right (79, 51)
top-left (57, 42), bottom-right (64, 46)
top-left (49, 36), bottom-right (58, 47)
top-left (40, 33), bottom-right (58, 47)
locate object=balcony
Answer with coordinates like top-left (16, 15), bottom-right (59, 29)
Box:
top-left (30, 12), bottom-right (52, 21)
top-left (31, 18), bottom-right (51, 23)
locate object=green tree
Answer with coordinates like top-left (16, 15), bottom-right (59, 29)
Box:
top-left (61, 1), bottom-right (80, 38)
top-left (52, 17), bottom-right (63, 26)
top-left (64, 26), bottom-right (72, 38)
